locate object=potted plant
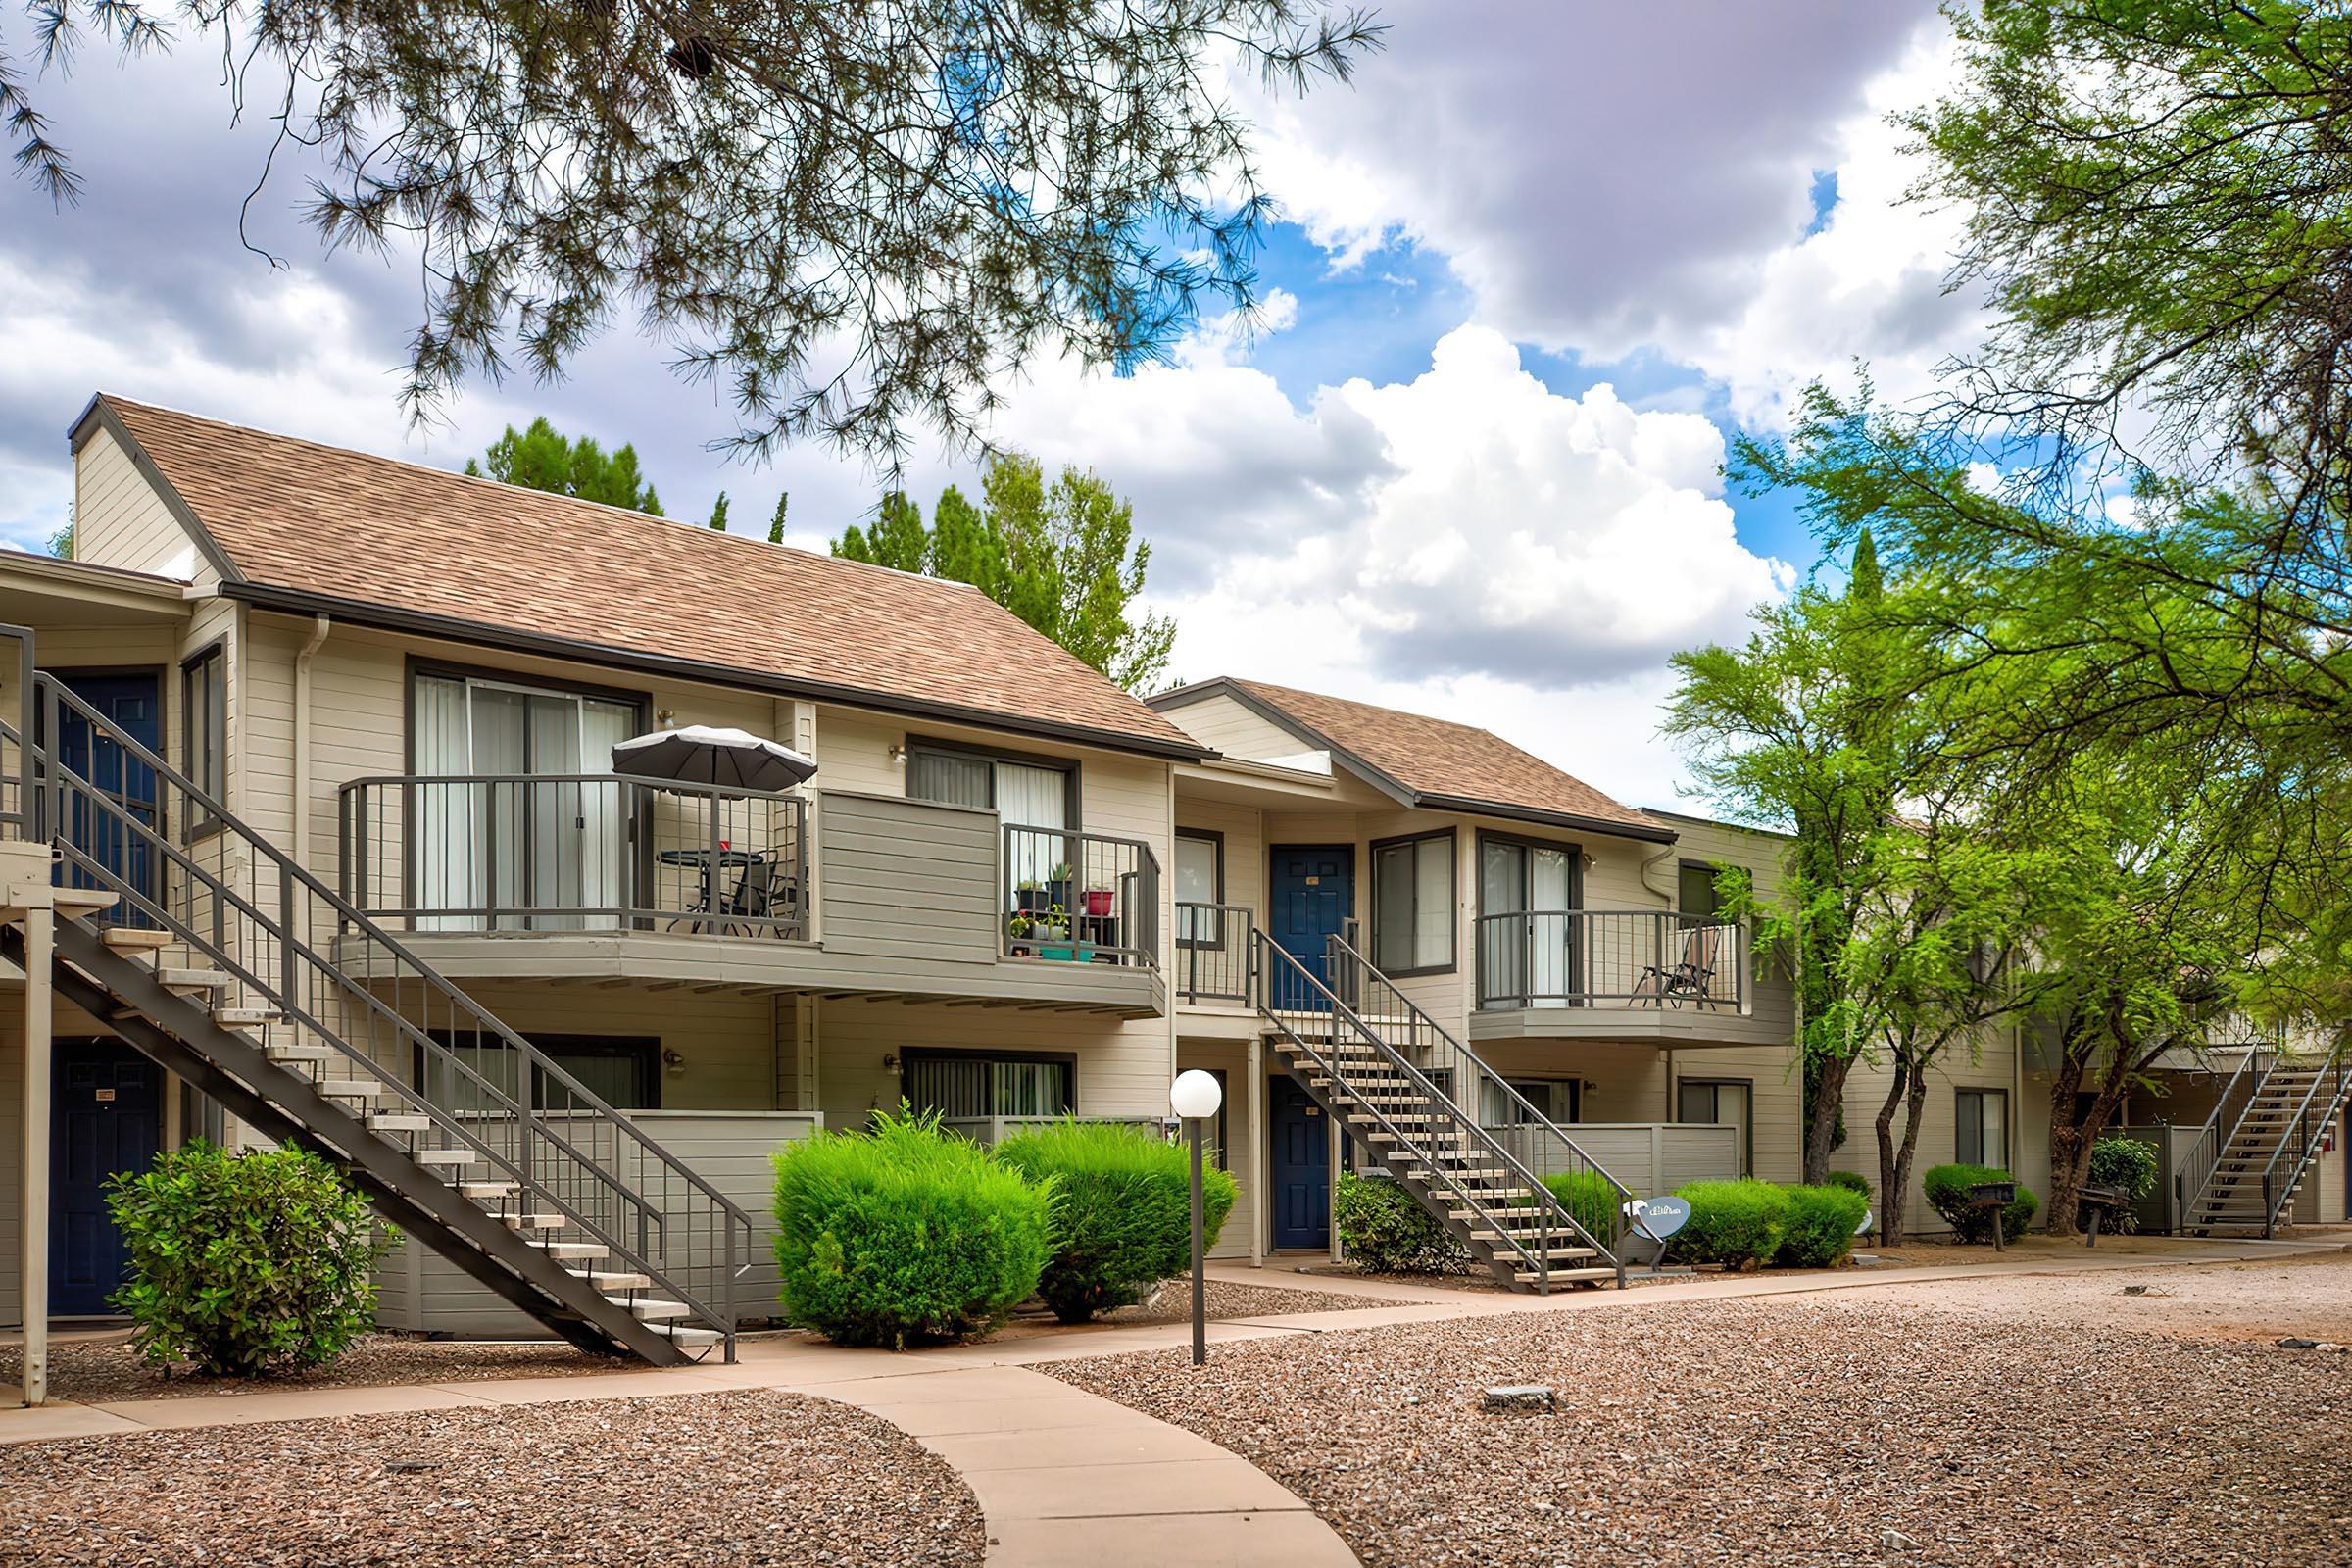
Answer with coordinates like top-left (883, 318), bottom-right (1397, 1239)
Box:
top-left (1044, 861), bottom-right (1074, 912)
top-left (1039, 905), bottom-right (1078, 960)
top-left (1081, 886), bottom-right (1115, 918)
top-left (1006, 911), bottom-right (1037, 954)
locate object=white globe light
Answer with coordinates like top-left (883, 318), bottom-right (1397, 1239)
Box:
top-left (1170, 1069), bottom-right (1223, 1121)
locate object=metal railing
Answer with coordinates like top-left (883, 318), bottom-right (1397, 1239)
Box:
top-left (1475, 908), bottom-right (1744, 1010)
top-left (1002, 822), bottom-right (1159, 968)
top-left (2174, 1045), bottom-right (2271, 1226)
top-left (1174, 901), bottom-right (1252, 1003)
top-left (26, 677), bottom-right (755, 1353)
top-left (337, 773), bottom-right (808, 939)
top-left (2261, 1058), bottom-right (2350, 1237)
top-left (1251, 929), bottom-right (1624, 1288)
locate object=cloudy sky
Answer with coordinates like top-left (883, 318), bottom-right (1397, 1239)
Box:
top-left (0, 2), bottom-right (1983, 807)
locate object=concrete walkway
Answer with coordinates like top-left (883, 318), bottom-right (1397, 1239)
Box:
top-left (5, 1233), bottom-right (2343, 1566)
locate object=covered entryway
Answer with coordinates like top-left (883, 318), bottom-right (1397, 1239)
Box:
top-left (48, 1038), bottom-right (160, 1317)
top-left (1269, 1074), bottom-right (1332, 1249)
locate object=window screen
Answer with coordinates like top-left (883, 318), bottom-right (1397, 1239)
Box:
top-left (1372, 833), bottom-right (1453, 972)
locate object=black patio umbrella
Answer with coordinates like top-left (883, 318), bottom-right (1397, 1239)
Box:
top-left (610, 725), bottom-right (817, 792)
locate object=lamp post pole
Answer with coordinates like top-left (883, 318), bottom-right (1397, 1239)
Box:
top-left (1169, 1069), bottom-right (1224, 1370)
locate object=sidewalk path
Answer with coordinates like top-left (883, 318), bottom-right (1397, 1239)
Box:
top-left (5, 1233), bottom-right (2341, 1565)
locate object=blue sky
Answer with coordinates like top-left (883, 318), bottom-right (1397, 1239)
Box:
top-left (0, 2), bottom-right (1975, 803)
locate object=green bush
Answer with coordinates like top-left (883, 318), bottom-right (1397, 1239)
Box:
top-left (1541, 1169), bottom-right (1624, 1250)
top-left (1670, 1178), bottom-right (1790, 1269)
top-left (104, 1141), bottom-right (394, 1378)
top-left (1334, 1170), bottom-right (1468, 1274)
top-left (1923, 1163), bottom-right (2039, 1244)
top-left (773, 1105), bottom-right (1055, 1348)
top-left (1776, 1183), bottom-right (1871, 1267)
top-left (2087, 1137), bottom-right (2160, 1234)
top-left (1825, 1169), bottom-right (1873, 1200)
top-left (994, 1119), bottom-right (1236, 1322)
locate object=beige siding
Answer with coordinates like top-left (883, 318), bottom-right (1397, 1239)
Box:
top-left (820, 793), bottom-right (999, 964)
top-left (71, 426), bottom-right (213, 584)
top-left (1178, 1036), bottom-right (1256, 1259)
top-left (818, 997), bottom-right (1170, 1131)
top-left (1838, 1023), bottom-right (2050, 1236)
top-left (0, 1012), bottom-right (18, 1326)
top-left (1160, 691), bottom-right (1314, 764)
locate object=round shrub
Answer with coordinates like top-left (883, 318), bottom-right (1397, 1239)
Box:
top-left (994, 1119), bottom-right (1237, 1322)
top-left (1775, 1183), bottom-right (1871, 1267)
top-left (1922, 1163), bottom-right (2039, 1244)
top-left (104, 1140), bottom-right (394, 1378)
top-left (1334, 1170), bottom-right (1468, 1274)
top-left (1541, 1169), bottom-right (1624, 1250)
top-left (1825, 1169), bottom-right (1872, 1200)
top-left (1670, 1178), bottom-right (1790, 1269)
top-left (773, 1105), bottom-right (1055, 1348)
top-left (2086, 1137), bottom-right (2160, 1234)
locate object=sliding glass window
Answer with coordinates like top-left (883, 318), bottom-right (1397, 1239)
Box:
top-left (1371, 830), bottom-right (1454, 975)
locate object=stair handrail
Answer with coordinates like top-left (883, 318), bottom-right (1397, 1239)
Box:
top-left (1329, 929), bottom-right (1635, 1245)
top-left (1251, 930), bottom-right (1609, 1286)
top-left (2176, 1042), bottom-right (2272, 1223)
top-left (2259, 1054), bottom-right (2349, 1236)
top-left (21, 678), bottom-right (756, 1341)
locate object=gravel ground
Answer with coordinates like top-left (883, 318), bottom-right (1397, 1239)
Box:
top-left (988, 1278), bottom-right (1392, 1341)
top-left (1840, 1250), bottom-right (2352, 1345)
top-left (0, 1388), bottom-right (984, 1568)
top-left (1049, 1262), bottom-right (2352, 1567)
top-left (0, 1331), bottom-right (632, 1405)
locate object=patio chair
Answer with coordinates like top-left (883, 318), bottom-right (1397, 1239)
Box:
top-left (1638, 922), bottom-right (1725, 1008)
top-left (726, 854), bottom-right (799, 937)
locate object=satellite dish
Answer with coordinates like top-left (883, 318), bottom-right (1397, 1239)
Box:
top-left (1856, 1207), bottom-right (1876, 1237)
top-left (1624, 1195), bottom-right (1691, 1243)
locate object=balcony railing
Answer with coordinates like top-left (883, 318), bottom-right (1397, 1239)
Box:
top-left (1175, 901), bottom-right (1253, 1003)
top-left (338, 773), bottom-right (808, 938)
top-left (1475, 908), bottom-right (1744, 1010)
top-left (1002, 822), bottom-right (1159, 969)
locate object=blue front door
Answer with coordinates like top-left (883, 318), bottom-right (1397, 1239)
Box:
top-left (53, 671), bottom-right (162, 923)
top-left (1269, 1076), bottom-right (1331, 1249)
top-left (50, 1039), bottom-right (162, 1316)
top-left (1268, 844), bottom-right (1352, 1008)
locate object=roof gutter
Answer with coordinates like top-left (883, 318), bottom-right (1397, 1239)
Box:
top-left (225, 582), bottom-right (1214, 764)
top-left (1411, 792), bottom-right (1679, 845)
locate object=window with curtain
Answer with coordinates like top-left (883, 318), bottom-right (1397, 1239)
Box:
top-left (906, 742), bottom-right (1074, 904)
top-left (1175, 830), bottom-right (1222, 945)
top-left (182, 644), bottom-right (225, 820)
top-left (1956, 1088), bottom-right (2009, 1169)
top-left (1679, 1078), bottom-right (1752, 1175)
top-left (1372, 830), bottom-right (1453, 974)
top-left (903, 1052), bottom-right (1075, 1124)
top-left (1479, 835), bottom-right (1576, 1005)
top-left (410, 670), bottom-right (641, 930)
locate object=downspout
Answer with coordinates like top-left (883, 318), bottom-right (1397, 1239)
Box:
top-left (292, 614), bottom-right (331, 870)
top-left (1639, 840), bottom-right (1678, 906)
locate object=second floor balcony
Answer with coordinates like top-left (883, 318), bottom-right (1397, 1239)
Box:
top-left (334, 774), bottom-right (1164, 1016)
top-left (1472, 907), bottom-right (1783, 1046)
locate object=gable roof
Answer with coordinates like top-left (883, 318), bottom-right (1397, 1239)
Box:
top-left (1153, 676), bottom-right (1673, 843)
top-left (74, 396), bottom-right (1205, 760)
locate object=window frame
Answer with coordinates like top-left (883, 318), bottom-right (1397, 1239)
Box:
top-left (1174, 827), bottom-right (1226, 950)
top-left (1678, 1074), bottom-right (1755, 1177)
top-left (1490, 1075), bottom-right (1581, 1126)
top-left (1369, 826), bottom-right (1457, 978)
top-left (900, 1047), bottom-right (1080, 1120)
top-left (1677, 858), bottom-right (1725, 922)
top-left (403, 655), bottom-right (654, 771)
top-left (180, 642), bottom-right (227, 836)
top-left (416, 1031), bottom-right (662, 1111)
top-left (1955, 1087), bottom-right (2010, 1170)
top-left (903, 732), bottom-right (1081, 829)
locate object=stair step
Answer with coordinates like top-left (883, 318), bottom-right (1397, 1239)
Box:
top-left (366, 1113), bottom-right (432, 1133)
top-left (318, 1079), bottom-right (386, 1102)
top-left (101, 926), bottom-right (174, 952)
top-left (569, 1269), bottom-right (654, 1291)
top-left (53, 887), bottom-right (118, 916)
top-left (156, 966), bottom-right (229, 992)
top-left (215, 1006), bottom-right (285, 1026)
top-left (528, 1240), bottom-right (609, 1260)
top-left (504, 1212), bottom-right (569, 1230)
top-left (1406, 1168), bottom-right (1515, 1184)
top-left (1481, 1240), bottom-right (1599, 1257)
top-left (460, 1181), bottom-right (521, 1200)
top-left (264, 1043), bottom-right (334, 1064)
top-left (1513, 1265), bottom-right (1618, 1286)
top-left (413, 1149), bottom-right (480, 1168)
top-left (644, 1323), bottom-right (722, 1348)
top-left (610, 1296), bottom-right (695, 1321)
top-left (1454, 1206), bottom-right (1547, 1221)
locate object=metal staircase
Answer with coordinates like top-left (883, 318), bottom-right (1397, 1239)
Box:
top-left (2180, 1049), bottom-right (2350, 1238)
top-left (6, 670), bottom-right (753, 1363)
top-left (1250, 928), bottom-right (1629, 1290)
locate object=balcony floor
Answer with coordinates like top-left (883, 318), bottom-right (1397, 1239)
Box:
top-left (1468, 1002), bottom-right (1787, 1050)
top-left (331, 929), bottom-right (1166, 1017)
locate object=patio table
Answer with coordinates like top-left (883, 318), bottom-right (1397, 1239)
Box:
top-left (657, 846), bottom-right (757, 932)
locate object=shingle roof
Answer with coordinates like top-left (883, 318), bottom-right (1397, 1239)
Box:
top-left (1162, 676), bottom-right (1670, 841)
top-left (82, 396), bottom-right (1204, 759)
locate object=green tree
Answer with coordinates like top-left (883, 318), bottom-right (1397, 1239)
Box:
top-left (10, 2), bottom-right (1381, 463)
top-left (832, 457), bottom-right (1176, 691)
top-left (707, 491), bottom-right (730, 531)
top-left (465, 417), bottom-right (663, 514)
top-left (766, 493), bottom-right (790, 546)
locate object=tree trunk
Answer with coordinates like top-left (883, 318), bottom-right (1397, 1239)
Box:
top-left (2047, 1019), bottom-right (2137, 1236)
top-left (1874, 1055), bottom-right (1909, 1246)
top-left (1803, 1051), bottom-right (1855, 1186)
top-left (1889, 1063), bottom-right (1930, 1245)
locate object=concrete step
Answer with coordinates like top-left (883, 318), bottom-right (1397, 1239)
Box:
top-left (569, 1269), bottom-right (654, 1291)
top-left (413, 1149), bottom-right (480, 1168)
top-left (1484, 1241), bottom-right (1599, 1258)
top-left (1454, 1205), bottom-right (1547, 1221)
top-left (318, 1080), bottom-right (386, 1102)
top-left (156, 966), bottom-right (229, 993)
top-left (102, 926), bottom-right (174, 952)
top-left (1513, 1265), bottom-right (1618, 1286)
top-left (214, 1005), bottom-right (285, 1027)
top-left (1405, 1167), bottom-right (1514, 1184)
top-left (53, 887), bottom-right (119, 917)
top-left (503, 1212), bottom-right (568, 1231)
top-left (644, 1322), bottom-right (722, 1348)
top-left (460, 1181), bottom-right (521, 1201)
top-left (366, 1112), bottom-right (432, 1134)
top-left (264, 1043), bottom-right (334, 1065)
top-left (527, 1239), bottom-right (609, 1260)
top-left (611, 1296), bottom-right (695, 1321)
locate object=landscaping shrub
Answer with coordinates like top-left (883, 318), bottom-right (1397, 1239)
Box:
top-left (104, 1141), bottom-right (393, 1378)
top-left (1775, 1183), bottom-right (1871, 1267)
top-left (994, 1119), bottom-right (1236, 1322)
top-left (1923, 1162), bottom-right (2039, 1244)
top-left (1334, 1170), bottom-right (1468, 1274)
top-left (1541, 1169), bottom-right (1624, 1250)
top-left (772, 1104), bottom-right (1055, 1348)
top-left (1669, 1178), bottom-right (1790, 1269)
top-left (1825, 1169), bottom-right (1872, 1200)
top-left (2087, 1136), bottom-right (2160, 1234)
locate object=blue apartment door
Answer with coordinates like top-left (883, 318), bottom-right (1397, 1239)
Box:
top-left (1269, 1076), bottom-right (1332, 1249)
top-left (53, 671), bottom-right (162, 924)
top-left (50, 1039), bottom-right (162, 1315)
top-left (1268, 845), bottom-right (1352, 1008)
